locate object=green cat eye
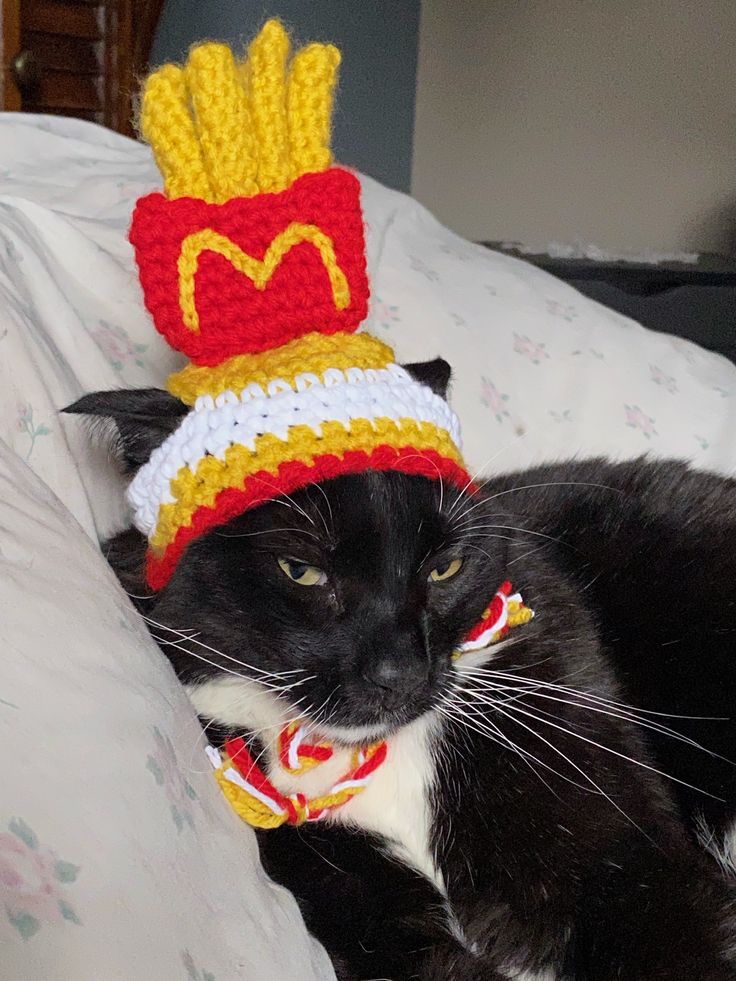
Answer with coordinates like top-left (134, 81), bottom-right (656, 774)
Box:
top-left (277, 557), bottom-right (327, 586)
top-left (429, 557), bottom-right (463, 582)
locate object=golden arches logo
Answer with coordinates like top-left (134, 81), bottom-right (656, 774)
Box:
top-left (177, 223), bottom-right (351, 333)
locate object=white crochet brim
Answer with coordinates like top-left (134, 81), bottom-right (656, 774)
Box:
top-left (128, 363), bottom-right (462, 539)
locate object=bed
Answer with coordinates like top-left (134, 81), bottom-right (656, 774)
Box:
top-left (1, 113), bottom-right (735, 979)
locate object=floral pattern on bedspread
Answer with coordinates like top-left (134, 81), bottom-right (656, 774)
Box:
top-left (0, 818), bottom-right (81, 939)
top-left (0, 112), bottom-right (735, 980)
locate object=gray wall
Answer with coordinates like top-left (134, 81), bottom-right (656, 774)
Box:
top-left (151, 0), bottom-right (420, 193)
top-left (413, 0), bottom-right (736, 254)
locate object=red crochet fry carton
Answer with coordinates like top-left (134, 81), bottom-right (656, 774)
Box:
top-left (129, 168), bottom-right (369, 366)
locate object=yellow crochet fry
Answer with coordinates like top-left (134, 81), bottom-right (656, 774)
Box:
top-left (139, 19), bottom-right (341, 202)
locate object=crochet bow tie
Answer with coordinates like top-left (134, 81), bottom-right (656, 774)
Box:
top-left (208, 582), bottom-right (534, 830)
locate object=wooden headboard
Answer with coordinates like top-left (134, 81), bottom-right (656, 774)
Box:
top-left (1, 0), bottom-right (165, 136)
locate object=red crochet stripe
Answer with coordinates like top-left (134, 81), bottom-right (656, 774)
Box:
top-left (352, 742), bottom-right (388, 779)
top-left (463, 580), bottom-right (512, 643)
top-left (463, 597), bottom-right (501, 643)
top-left (278, 729), bottom-right (332, 771)
top-left (226, 736), bottom-right (298, 820)
top-left (224, 732), bottom-right (388, 825)
top-left (130, 168), bottom-right (369, 365)
top-left (307, 741), bottom-right (388, 821)
top-left (146, 448), bottom-right (474, 590)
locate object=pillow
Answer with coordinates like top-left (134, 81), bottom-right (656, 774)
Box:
top-left (0, 112), bottom-right (734, 976)
top-left (0, 436), bottom-right (335, 979)
top-left (359, 178), bottom-right (736, 477)
top-left (0, 115), bottom-right (733, 555)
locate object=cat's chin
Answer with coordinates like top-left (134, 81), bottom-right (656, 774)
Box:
top-left (316, 712), bottom-right (431, 746)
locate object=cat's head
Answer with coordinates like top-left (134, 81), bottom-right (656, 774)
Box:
top-left (65, 361), bottom-right (509, 742)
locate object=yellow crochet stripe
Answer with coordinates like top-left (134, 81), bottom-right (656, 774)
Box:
top-left (178, 225), bottom-right (350, 334)
top-left (245, 19), bottom-right (290, 194)
top-left (185, 44), bottom-right (258, 200)
top-left (139, 20), bottom-right (340, 201)
top-left (214, 765), bottom-right (296, 829)
top-left (139, 65), bottom-right (212, 201)
top-left (507, 599), bottom-right (534, 629)
top-left (168, 332), bottom-right (394, 404)
top-left (280, 722), bottom-right (331, 775)
top-left (286, 43), bottom-right (341, 182)
top-left (151, 419), bottom-right (463, 553)
top-left (215, 749), bottom-right (378, 829)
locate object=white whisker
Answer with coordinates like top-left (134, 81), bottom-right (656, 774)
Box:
top-left (438, 692), bottom-right (591, 796)
top-left (213, 526), bottom-right (320, 541)
top-left (488, 697), bottom-right (650, 838)
top-left (142, 615), bottom-right (304, 681)
top-left (459, 677), bottom-right (733, 765)
top-left (493, 697), bottom-right (724, 802)
top-left (453, 522), bottom-right (572, 549)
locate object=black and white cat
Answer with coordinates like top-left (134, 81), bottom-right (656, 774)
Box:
top-left (66, 362), bottom-right (736, 981)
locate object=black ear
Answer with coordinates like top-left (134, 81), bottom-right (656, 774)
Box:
top-left (402, 358), bottom-right (452, 398)
top-left (62, 388), bottom-right (188, 472)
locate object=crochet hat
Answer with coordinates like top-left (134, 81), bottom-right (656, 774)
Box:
top-left (127, 20), bottom-right (470, 590)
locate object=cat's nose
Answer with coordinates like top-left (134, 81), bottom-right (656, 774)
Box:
top-left (362, 658), bottom-right (429, 709)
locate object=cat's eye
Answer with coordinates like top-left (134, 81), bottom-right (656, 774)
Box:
top-left (277, 557), bottom-right (327, 587)
top-left (429, 558), bottom-right (463, 582)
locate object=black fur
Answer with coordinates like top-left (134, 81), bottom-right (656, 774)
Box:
top-left (69, 381), bottom-right (736, 980)
top-left (63, 389), bottom-right (187, 471)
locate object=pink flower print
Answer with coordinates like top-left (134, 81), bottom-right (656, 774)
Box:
top-left (513, 334), bottom-right (550, 364)
top-left (372, 297), bottom-right (401, 332)
top-left (545, 298), bottom-right (578, 321)
top-left (91, 319), bottom-right (147, 374)
top-left (5, 240), bottom-right (22, 265)
top-left (146, 726), bottom-right (198, 833)
top-left (480, 376), bottom-right (511, 423)
top-left (438, 242), bottom-right (472, 263)
top-left (408, 255), bottom-right (439, 282)
top-left (1, 818), bottom-right (81, 939)
top-left (624, 404), bottom-right (657, 439)
top-left (549, 409), bottom-right (572, 423)
top-left (16, 403), bottom-right (50, 460)
top-left (182, 950), bottom-right (217, 981)
top-left (115, 181), bottom-right (148, 201)
top-left (649, 365), bottom-right (678, 394)
top-left (670, 336), bottom-right (696, 365)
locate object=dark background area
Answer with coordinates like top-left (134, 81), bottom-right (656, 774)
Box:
top-left (151, 0), bottom-right (421, 193)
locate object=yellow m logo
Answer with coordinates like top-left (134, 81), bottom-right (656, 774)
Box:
top-left (178, 223), bottom-right (351, 333)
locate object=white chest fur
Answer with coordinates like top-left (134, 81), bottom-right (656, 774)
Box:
top-left (186, 676), bottom-right (444, 890)
top-left (188, 675), bottom-right (563, 975)
top-left (283, 714), bottom-right (443, 889)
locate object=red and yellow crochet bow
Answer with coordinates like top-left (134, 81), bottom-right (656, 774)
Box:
top-left (208, 582), bottom-right (534, 830)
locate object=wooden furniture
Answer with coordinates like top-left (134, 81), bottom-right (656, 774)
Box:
top-left (1, 0), bottom-right (164, 136)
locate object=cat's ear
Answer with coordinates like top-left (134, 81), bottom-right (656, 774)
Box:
top-left (402, 358), bottom-right (452, 399)
top-left (62, 388), bottom-right (187, 472)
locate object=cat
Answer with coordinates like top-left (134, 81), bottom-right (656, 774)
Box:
top-left (65, 361), bottom-right (736, 981)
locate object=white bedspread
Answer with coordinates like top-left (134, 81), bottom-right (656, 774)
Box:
top-left (0, 113), bottom-right (734, 979)
top-left (1, 113), bottom-right (734, 545)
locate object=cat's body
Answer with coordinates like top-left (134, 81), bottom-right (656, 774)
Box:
top-left (68, 385), bottom-right (736, 980)
top-left (255, 460), bottom-right (736, 981)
